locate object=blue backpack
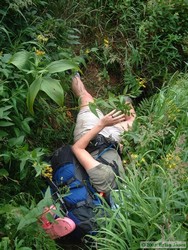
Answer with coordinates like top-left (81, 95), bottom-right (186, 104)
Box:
top-left (47, 136), bottom-right (121, 240)
top-left (48, 145), bottom-right (103, 240)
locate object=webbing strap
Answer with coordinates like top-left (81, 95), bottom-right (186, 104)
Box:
top-left (66, 200), bottom-right (87, 209)
top-left (96, 144), bottom-right (113, 160)
top-left (45, 177), bottom-right (68, 214)
top-left (97, 155), bottom-right (120, 177)
top-left (95, 144), bottom-right (120, 177)
top-left (65, 177), bottom-right (76, 185)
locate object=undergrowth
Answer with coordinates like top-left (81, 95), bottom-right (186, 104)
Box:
top-left (0, 0), bottom-right (188, 249)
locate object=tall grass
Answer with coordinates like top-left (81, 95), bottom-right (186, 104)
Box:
top-left (88, 74), bottom-right (188, 249)
top-left (91, 166), bottom-right (187, 249)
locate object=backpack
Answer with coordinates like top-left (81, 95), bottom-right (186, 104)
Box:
top-left (42, 138), bottom-right (121, 240)
top-left (45, 145), bottom-right (102, 240)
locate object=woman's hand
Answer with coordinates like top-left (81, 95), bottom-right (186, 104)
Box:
top-left (99, 109), bottom-right (126, 127)
top-left (72, 109), bottom-right (126, 171)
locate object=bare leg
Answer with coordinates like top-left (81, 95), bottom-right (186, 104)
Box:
top-left (72, 75), bottom-right (102, 142)
top-left (72, 76), bottom-right (94, 108)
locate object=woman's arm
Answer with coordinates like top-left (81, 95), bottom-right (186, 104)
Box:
top-left (72, 110), bottom-right (125, 171)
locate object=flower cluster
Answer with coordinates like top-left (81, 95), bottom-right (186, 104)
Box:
top-left (130, 154), bottom-right (146, 167)
top-left (37, 34), bottom-right (48, 43)
top-left (137, 77), bottom-right (147, 88)
top-left (104, 38), bottom-right (109, 48)
top-left (163, 153), bottom-right (181, 169)
top-left (85, 48), bottom-right (90, 54)
top-left (42, 164), bottom-right (53, 180)
top-left (35, 49), bottom-right (45, 56)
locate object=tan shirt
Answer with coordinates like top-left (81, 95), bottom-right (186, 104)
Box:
top-left (91, 148), bottom-right (125, 178)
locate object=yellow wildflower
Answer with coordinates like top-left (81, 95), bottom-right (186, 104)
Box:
top-left (33, 161), bottom-right (37, 167)
top-left (131, 154), bottom-right (138, 159)
top-left (85, 49), bottom-right (90, 54)
top-left (42, 164), bottom-right (53, 180)
top-left (122, 159), bottom-right (127, 167)
top-left (137, 77), bottom-right (147, 88)
top-left (35, 50), bottom-right (45, 56)
top-left (123, 159), bottom-right (127, 164)
top-left (104, 38), bottom-right (109, 48)
top-left (141, 158), bottom-right (146, 163)
top-left (37, 34), bottom-right (48, 42)
top-left (164, 153), bottom-right (181, 169)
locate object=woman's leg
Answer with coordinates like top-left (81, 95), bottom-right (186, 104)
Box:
top-left (72, 75), bottom-right (94, 107)
top-left (72, 75), bottom-right (104, 142)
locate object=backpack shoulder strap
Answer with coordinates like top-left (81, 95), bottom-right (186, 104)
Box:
top-left (96, 149), bottom-right (120, 177)
top-left (86, 134), bottom-right (121, 177)
top-left (87, 134), bottom-right (122, 158)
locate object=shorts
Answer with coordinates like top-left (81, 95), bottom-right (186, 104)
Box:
top-left (86, 163), bottom-right (116, 193)
top-left (73, 106), bottom-right (124, 142)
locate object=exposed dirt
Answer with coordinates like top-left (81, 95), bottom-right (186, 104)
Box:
top-left (81, 61), bottom-right (123, 99)
top-left (82, 62), bottom-right (104, 97)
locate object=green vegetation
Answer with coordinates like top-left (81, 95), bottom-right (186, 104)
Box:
top-left (0, 0), bottom-right (187, 249)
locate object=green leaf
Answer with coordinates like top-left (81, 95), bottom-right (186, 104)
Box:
top-left (21, 119), bottom-right (31, 134)
top-left (19, 247), bottom-right (32, 250)
top-left (41, 77), bottom-right (64, 106)
top-left (89, 102), bottom-right (99, 117)
top-left (0, 168), bottom-right (9, 177)
top-left (0, 121), bottom-right (14, 127)
top-left (0, 68), bottom-right (10, 78)
top-left (9, 50), bottom-right (31, 71)
top-left (103, 101), bottom-right (113, 109)
top-left (0, 26), bottom-right (12, 46)
top-left (0, 130), bottom-right (8, 138)
top-left (0, 112), bottom-right (12, 120)
top-left (20, 160), bottom-right (26, 174)
top-left (34, 164), bottom-right (42, 177)
top-left (37, 187), bottom-right (54, 208)
top-left (0, 106), bottom-right (13, 119)
top-left (0, 204), bottom-right (15, 215)
top-left (17, 217), bottom-right (37, 231)
top-left (0, 105), bottom-right (13, 112)
top-left (17, 188), bottom-right (53, 231)
top-left (8, 136), bottom-right (25, 146)
top-left (1, 53), bottom-right (12, 63)
top-left (46, 59), bottom-right (78, 74)
top-left (27, 77), bottom-right (42, 114)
